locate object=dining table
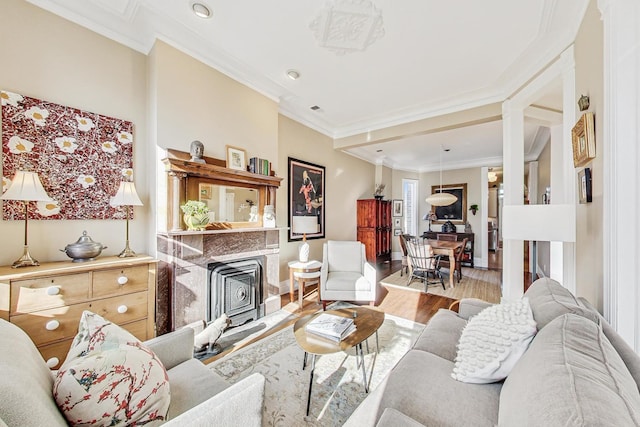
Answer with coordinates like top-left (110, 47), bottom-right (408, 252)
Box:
top-left (426, 239), bottom-right (465, 289)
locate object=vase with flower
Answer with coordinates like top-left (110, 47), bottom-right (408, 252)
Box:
top-left (181, 200), bottom-right (210, 231)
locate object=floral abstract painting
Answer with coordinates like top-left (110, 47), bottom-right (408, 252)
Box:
top-left (1, 90), bottom-right (134, 220)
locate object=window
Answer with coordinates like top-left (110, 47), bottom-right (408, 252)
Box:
top-left (402, 179), bottom-right (418, 236)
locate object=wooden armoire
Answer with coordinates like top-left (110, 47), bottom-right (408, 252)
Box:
top-left (357, 199), bottom-right (392, 263)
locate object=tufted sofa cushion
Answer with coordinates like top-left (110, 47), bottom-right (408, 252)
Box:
top-left (524, 277), bottom-right (600, 329)
top-left (499, 313), bottom-right (640, 426)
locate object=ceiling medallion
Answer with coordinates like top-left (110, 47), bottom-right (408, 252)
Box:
top-left (309, 0), bottom-right (385, 55)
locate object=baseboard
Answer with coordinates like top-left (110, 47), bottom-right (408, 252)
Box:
top-left (278, 279), bottom-right (291, 295)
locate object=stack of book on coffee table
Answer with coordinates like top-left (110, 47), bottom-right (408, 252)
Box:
top-left (305, 313), bottom-right (356, 342)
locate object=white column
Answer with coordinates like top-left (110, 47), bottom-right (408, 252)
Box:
top-left (598, 0), bottom-right (640, 350)
top-left (549, 125), bottom-right (566, 286)
top-left (560, 48), bottom-right (577, 294)
top-left (527, 162), bottom-right (538, 274)
top-left (501, 100), bottom-right (525, 301)
top-left (479, 166), bottom-right (489, 269)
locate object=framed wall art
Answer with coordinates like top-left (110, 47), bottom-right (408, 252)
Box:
top-left (392, 199), bottom-right (403, 217)
top-left (226, 145), bottom-right (247, 171)
top-left (571, 112), bottom-right (595, 167)
top-left (393, 217), bottom-right (401, 228)
top-left (394, 228), bottom-right (402, 236)
top-left (288, 157), bottom-right (325, 241)
top-left (1, 90), bottom-right (134, 221)
top-left (431, 183), bottom-right (467, 224)
top-left (578, 167), bottom-right (592, 204)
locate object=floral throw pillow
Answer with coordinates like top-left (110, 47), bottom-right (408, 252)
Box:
top-left (452, 298), bottom-right (537, 384)
top-left (53, 311), bottom-right (170, 426)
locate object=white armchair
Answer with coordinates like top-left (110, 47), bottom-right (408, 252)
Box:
top-left (320, 241), bottom-right (377, 309)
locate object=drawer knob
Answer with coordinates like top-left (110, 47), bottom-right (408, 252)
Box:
top-left (46, 357), bottom-right (60, 369)
top-left (45, 320), bottom-right (60, 331)
top-left (46, 286), bottom-right (60, 296)
top-left (117, 305), bottom-right (128, 314)
top-left (117, 275), bottom-right (128, 285)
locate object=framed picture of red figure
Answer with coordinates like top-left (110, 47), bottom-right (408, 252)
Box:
top-left (288, 157), bottom-right (325, 242)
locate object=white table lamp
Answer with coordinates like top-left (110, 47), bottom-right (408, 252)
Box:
top-left (292, 215), bottom-right (317, 262)
top-left (110, 181), bottom-right (143, 257)
top-left (1, 171), bottom-right (53, 268)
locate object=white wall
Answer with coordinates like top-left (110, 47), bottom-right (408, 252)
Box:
top-left (574, 0), bottom-right (604, 310)
top-left (0, 0), bottom-right (149, 265)
top-left (277, 115), bottom-right (375, 280)
top-left (149, 40), bottom-right (278, 240)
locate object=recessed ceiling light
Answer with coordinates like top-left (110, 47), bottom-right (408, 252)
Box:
top-left (286, 69), bottom-right (300, 80)
top-left (192, 2), bottom-right (211, 19)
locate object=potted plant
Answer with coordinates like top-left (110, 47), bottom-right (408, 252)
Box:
top-left (469, 204), bottom-right (479, 216)
top-left (180, 200), bottom-right (210, 231)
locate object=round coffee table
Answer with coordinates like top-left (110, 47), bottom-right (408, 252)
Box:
top-left (293, 306), bottom-right (385, 416)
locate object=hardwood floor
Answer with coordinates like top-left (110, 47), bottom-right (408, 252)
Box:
top-left (204, 260), bottom-right (452, 363)
top-left (285, 260), bottom-right (456, 324)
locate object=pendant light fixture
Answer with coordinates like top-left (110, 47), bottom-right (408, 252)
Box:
top-left (425, 147), bottom-right (457, 207)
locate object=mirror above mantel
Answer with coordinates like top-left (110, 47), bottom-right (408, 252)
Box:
top-left (162, 149), bottom-right (282, 232)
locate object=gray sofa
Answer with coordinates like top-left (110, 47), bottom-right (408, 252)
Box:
top-left (0, 320), bottom-right (265, 426)
top-left (345, 278), bottom-right (640, 426)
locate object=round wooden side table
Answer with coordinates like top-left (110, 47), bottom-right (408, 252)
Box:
top-left (288, 260), bottom-right (322, 306)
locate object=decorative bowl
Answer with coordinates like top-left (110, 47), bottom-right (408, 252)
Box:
top-left (60, 231), bottom-right (107, 262)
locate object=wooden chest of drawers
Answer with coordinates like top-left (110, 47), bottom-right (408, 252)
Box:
top-left (0, 256), bottom-right (157, 369)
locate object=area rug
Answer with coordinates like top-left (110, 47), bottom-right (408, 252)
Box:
top-left (207, 313), bottom-right (424, 426)
top-left (380, 268), bottom-right (502, 303)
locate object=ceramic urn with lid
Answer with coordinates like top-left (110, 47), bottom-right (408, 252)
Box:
top-left (60, 231), bottom-right (107, 262)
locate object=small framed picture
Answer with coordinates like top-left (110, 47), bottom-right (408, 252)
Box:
top-left (394, 228), bottom-right (402, 236)
top-left (578, 167), bottom-right (592, 204)
top-left (226, 145), bottom-right (247, 171)
top-left (392, 199), bottom-right (403, 217)
top-left (393, 217), bottom-right (401, 227)
top-left (571, 113), bottom-right (596, 167)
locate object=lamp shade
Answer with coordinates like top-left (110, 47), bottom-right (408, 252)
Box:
top-left (425, 192), bottom-right (457, 207)
top-left (292, 215), bottom-right (317, 235)
top-left (1, 171), bottom-right (52, 202)
top-left (110, 181), bottom-right (143, 206)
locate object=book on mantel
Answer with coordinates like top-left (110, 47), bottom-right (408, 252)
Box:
top-left (305, 313), bottom-right (356, 342)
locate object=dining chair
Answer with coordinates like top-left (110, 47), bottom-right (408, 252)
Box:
top-left (398, 234), bottom-right (412, 277)
top-left (403, 236), bottom-right (445, 292)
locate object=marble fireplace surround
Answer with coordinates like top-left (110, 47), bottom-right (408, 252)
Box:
top-left (156, 227), bottom-right (283, 334)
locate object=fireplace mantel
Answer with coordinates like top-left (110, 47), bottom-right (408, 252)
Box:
top-left (156, 150), bottom-right (283, 335)
top-left (166, 226), bottom-right (288, 237)
top-left (156, 227), bottom-right (282, 334)
top-left (162, 149), bottom-right (282, 232)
